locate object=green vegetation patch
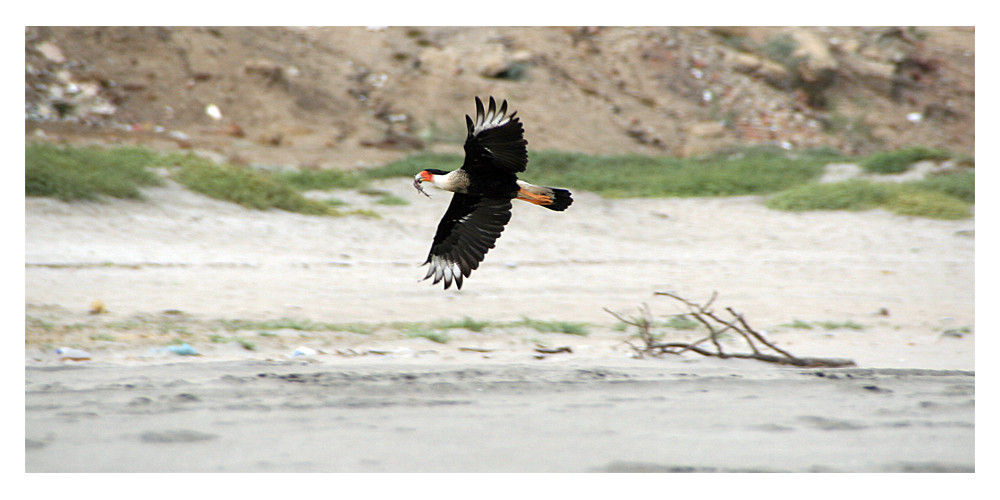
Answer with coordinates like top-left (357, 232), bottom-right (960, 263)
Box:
top-left (765, 177), bottom-right (972, 219)
top-left (760, 33), bottom-right (801, 66)
top-left (235, 338), bottom-right (257, 350)
top-left (663, 314), bottom-right (701, 330)
top-left (171, 154), bottom-right (334, 215)
top-left (26, 144), bottom-right (352, 216)
top-left (516, 317), bottom-right (589, 336)
top-left (213, 317), bottom-right (375, 334)
top-left (913, 171), bottom-right (974, 203)
top-left (521, 148), bottom-right (842, 198)
top-left (859, 146), bottom-right (953, 174)
top-left (780, 320), bottom-right (814, 330)
top-left (27, 143), bottom-right (971, 222)
top-left (885, 189), bottom-right (971, 220)
top-left (814, 320), bottom-right (865, 330)
top-left (404, 328), bottom-right (451, 344)
top-left (26, 143), bottom-right (164, 201)
top-left (431, 316), bottom-right (493, 332)
top-left (765, 180), bottom-right (896, 212)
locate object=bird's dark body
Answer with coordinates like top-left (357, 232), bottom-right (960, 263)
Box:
top-left (465, 169), bottom-right (519, 198)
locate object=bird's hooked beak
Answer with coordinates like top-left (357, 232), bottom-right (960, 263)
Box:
top-left (413, 171), bottom-right (432, 197)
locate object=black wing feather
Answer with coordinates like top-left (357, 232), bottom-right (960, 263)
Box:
top-left (423, 193), bottom-right (512, 289)
top-left (463, 96), bottom-right (528, 174)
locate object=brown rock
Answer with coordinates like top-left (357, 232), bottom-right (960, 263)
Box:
top-left (244, 59), bottom-right (284, 83)
top-left (728, 51), bottom-right (762, 72)
top-left (682, 121), bottom-right (732, 156)
top-left (36, 41), bottom-right (66, 64)
top-left (688, 121), bottom-right (727, 138)
top-left (758, 59), bottom-right (794, 89)
top-left (790, 30), bottom-right (838, 83)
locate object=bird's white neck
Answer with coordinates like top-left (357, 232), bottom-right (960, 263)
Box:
top-left (430, 170), bottom-right (469, 193)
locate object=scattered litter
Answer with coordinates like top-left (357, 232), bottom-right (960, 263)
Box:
top-left (205, 104), bottom-right (222, 120)
top-left (906, 112), bottom-right (923, 123)
top-left (368, 73), bottom-right (387, 88)
top-left (167, 343), bottom-right (200, 356)
top-left (940, 329), bottom-right (969, 339)
top-left (36, 41), bottom-right (67, 64)
top-left (91, 103), bottom-right (117, 115)
top-left (168, 130), bottom-right (190, 141)
top-left (88, 299), bottom-right (107, 315)
top-left (56, 347), bottom-right (91, 361)
top-left (863, 385), bottom-right (893, 394)
top-left (290, 346), bottom-right (318, 357)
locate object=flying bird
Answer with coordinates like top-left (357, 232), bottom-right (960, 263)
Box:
top-left (413, 96), bottom-right (573, 289)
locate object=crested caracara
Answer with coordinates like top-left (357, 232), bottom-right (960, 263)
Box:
top-left (413, 96), bottom-right (573, 289)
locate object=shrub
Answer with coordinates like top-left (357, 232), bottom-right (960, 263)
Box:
top-left (912, 171), bottom-right (974, 203)
top-left (405, 328), bottom-right (451, 344)
top-left (860, 147), bottom-right (953, 174)
top-left (171, 155), bottom-right (334, 215)
top-left (766, 179), bottom-right (972, 219)
top-left (518, 317), bottom-right (589, 336)
top-left (765, 180), bottom-right (896, 211)
top-left (524, 148), bottom-right (839, 198)
top-left (886, 189), bottom-right (971, 220)
top-left (26, 143), bottom-right (163, 200)
top-left (433, 317), bottom-right (493, 332)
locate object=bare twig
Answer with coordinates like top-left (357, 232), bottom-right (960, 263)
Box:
top-left (535, 345), bottom-right (573, 354)
top-left (608, 291), bottom-right (855, 368)
top-left (726, 307), bottom-right (794, 359)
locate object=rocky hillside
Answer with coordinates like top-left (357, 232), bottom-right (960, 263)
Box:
top-left (25, 26), bottom-right (974, 170)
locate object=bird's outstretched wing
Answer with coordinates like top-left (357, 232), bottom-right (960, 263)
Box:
top-left (463, 96), bottom-right (528, 174)
top-left (423, 193), bottom-right (513, 289)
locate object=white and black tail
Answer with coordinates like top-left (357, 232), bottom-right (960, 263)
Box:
top-left (515, 181), bottom-right (573, 211)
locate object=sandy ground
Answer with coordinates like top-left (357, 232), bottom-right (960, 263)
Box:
top-left (24, 178), bottom-right (975, 472)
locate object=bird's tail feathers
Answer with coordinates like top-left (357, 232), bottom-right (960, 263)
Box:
top-left (516, 182), bottom-right (573, 211)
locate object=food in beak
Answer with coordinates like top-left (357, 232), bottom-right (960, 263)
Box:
top-left (414, 177), bottom-right (431, 197)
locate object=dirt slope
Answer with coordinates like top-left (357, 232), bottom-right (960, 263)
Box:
top-left (26, 26), bottom-right (974, 169)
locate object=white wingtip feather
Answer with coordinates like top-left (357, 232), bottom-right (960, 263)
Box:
top-left (472, 96), bottom-right (512, 135)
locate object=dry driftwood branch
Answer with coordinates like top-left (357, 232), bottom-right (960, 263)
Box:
top-left (606, 291), bottom-right (855, 368)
